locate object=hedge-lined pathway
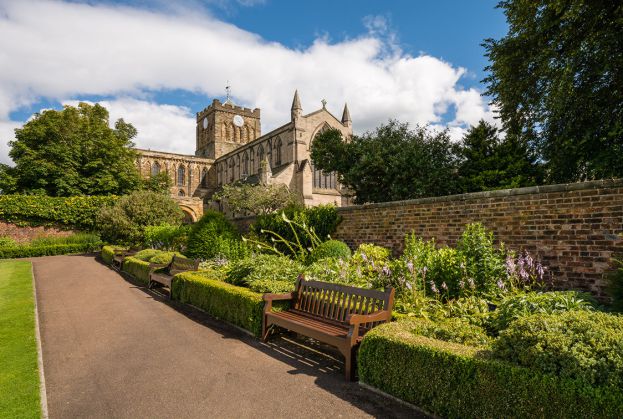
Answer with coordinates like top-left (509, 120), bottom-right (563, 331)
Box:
top-left (32, 255), bottom-right (422, 418)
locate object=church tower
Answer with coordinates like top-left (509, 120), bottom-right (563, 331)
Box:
top-left (195, 89), bottom-right (261, 159)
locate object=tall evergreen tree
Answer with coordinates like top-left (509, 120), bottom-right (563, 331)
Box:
top-left (483, 0), bottom-right (623, 182)
top-left (457, 120), bottom-right (543, 192)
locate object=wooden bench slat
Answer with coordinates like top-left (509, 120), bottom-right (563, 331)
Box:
top-left (263, 275), bottom-right (395, 381)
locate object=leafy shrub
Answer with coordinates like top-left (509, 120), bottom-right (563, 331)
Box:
top-left (171, 271), bottom-right (266, 336)
top-left (0, 236), bottom-right (16, 247)
top-left (358, 321), bottom-right (623, 418)
top-left (96, 191), bottom-right (183, 245)
top-left (398, 317), bottom-right (491, 347)
top-left (226, 254), bottom-right (304, 293)
top-left (186, 210), bottom-right (246, 260)
top-left (144, 224), bottom-right (189, 251)
top-left (308, 240), bottom-right (351, 264)
top-left (490, 291), bottom-right (597, 333)
top-left (250, 204), bottom-right (340, 256)
top-left (29, 233), bottom-right (101, 247)
top-left (607, 257), bottom-right (623, 312)
top-left (352, 243), bottom-right (391, 264)
top-left (492, 311), bottom-right (623, 387)
top-left (0, 194), bottom-right (117, 230)
top-left (456, 222), bottom-right (506, 292)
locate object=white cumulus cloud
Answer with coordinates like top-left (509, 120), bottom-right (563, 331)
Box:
top-left (0, 0), bottom-right (497, 164)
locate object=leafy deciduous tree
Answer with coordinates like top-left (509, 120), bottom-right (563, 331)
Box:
top-left (483, 0), bottom-right (623, 182)
top-left (0, 102), bottom-right (142, 196)
top-left (310, 121), bottom-right (460, 204)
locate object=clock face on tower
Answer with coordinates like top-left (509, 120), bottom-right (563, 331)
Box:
top-left (233, 115), bottom-right (244, 127)
top-left (202, 117), bottom-right (208, 129)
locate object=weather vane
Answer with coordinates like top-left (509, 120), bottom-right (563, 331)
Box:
top-left (225, 82), bottom-right (233, 105)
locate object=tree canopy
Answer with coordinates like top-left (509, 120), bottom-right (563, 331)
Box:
top-left (456, 120), bottom-right (543, 192)
top-left (483, 0), bottom-right (623, 182)
top-left (0, 102), bottom-right (142, 196)
top-left (311, 121), bottom-right (460, 204)
top-left (213, 182), bottom-right (297, 215)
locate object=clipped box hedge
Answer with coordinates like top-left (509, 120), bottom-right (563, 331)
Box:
top-left (121, 256), bottom-right (151, 285)
top-left (101, 245), bottom-right (126, 265)
top-left (0, 242), bottom-right (102, 259)
top-left (172, 272), bottom-right (265, 337)
top-left (358, 322), bottom-right (623, 419)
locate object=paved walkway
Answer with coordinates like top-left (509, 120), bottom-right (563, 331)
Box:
top-left (32, 255), bottom-right (422, 418)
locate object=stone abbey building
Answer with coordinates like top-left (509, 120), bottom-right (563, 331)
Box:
top-left (135, 91), bottom-right (353, 221)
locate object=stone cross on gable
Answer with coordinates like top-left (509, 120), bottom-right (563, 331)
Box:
top-left (321, 99), bottom-right (327, 108)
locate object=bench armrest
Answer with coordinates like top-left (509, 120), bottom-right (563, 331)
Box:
top-left (346, 310), bottom-right (391, 325)
top-left (148, 262), bottom-right (169, 274)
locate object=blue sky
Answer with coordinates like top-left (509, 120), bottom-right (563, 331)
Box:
top-left (0, 0), bottom-right (508, 163)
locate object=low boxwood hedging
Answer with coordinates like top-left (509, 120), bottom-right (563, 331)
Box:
top-left (0, 243), bottom-right (99, 259)
top-left (358, 322), bottom-right (623, 418)
top-left (172, 271), bottom-right (266, 337)
top-left (121, 256), bottom-right (151, 285)
top-left (101, 245), bottom-right (126, 265)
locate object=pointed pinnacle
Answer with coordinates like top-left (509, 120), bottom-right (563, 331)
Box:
top-left (291, 90), bottom-right (302, 111)
top-left (341, 103), bottom-right (351, 123)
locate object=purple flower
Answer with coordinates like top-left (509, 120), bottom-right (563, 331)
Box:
top-left (459, 280), bottom-right (465, 289)
top-left (429, 281), bottom-right (439, 294)
top-left (421, 266), bottom-right (428, 279)
top-left (496, 279), bottom-right (506, 290)
top-left (405, 281), bottom-right (413, 290)
top-left (536, 263), bottom-right (545, 280)
top-left (519, 267), bottom-right (530, 282)
top-left (382, 266), bottom-right (391, 276)
top-left (406, 261), bottom-right (414, 274)
top-left (467, 277), bottom-right (475, 289)
top-left (441, 282), bottom-right (448, 291)
top-left (360, 252), bottom-right (368, 262)
top-left (505, 256), bottom-right (516, 276)
top-left (525, 252), bottom-right (534, 269)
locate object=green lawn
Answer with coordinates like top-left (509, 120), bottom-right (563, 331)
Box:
top-left (0, 260), bottom-right (41, 419)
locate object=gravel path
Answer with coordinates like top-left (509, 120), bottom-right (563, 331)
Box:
top-left (32, 255), bottom-right (423, 418)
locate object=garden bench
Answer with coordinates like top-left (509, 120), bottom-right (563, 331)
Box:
top-left (111, 247), bottom-right (141, 270)
top-left (147, 255), bottom-right (200, 298)
top-left (262, 275), bottom-right (394, 381)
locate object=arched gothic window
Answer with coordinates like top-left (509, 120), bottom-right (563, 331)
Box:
top-left (178, 189), bottom-right (185, 197)
top-left (250, 147), bottom-right (255, 174)
top-left (201, 167), bottom-right (208, 187)
top-left (275, 138), bottom-right (282, 166)
top-left (311, 163), bottom-right (337, 190)
top-left (258, 145), bottom-right (264, 163)
top-left (267, 139), bottom-right (272, 167)
top-left (228, 159), bottom-right (234, 182)
top-left (151, 161), bottom-right (161, 176)
top-left (242, 152), bottom-right (249, 177)
top-left (177, 165), bottom-right (185, 186)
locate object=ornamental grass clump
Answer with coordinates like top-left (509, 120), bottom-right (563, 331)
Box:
top-left (225, 254), bottom-right (304, 293)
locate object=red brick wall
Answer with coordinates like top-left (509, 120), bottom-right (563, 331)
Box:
top-left (0, 222), bottom-right (77, 244)
top-left (334, 180), bottom-right (623, 298)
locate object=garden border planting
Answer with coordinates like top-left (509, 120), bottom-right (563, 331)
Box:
top-left (358, 321), bottom-right (623, 418)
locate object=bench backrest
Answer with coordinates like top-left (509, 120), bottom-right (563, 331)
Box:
top-left (168, 255), bottom-right (200, 276)
top-left (293, 276), bottom-right (394, 331)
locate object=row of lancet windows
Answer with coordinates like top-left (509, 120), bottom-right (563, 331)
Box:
top-left (312, 164), bottom-right (338, 190)
top-left (148, 162), bottom-right (208, 190)
top-left (221, 123), bottom-right (256, 143)
top-left (216, 138), bottom-right (283, 185)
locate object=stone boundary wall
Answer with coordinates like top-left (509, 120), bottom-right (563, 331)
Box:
top-left (333, 179), bottom-right (623, 298)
